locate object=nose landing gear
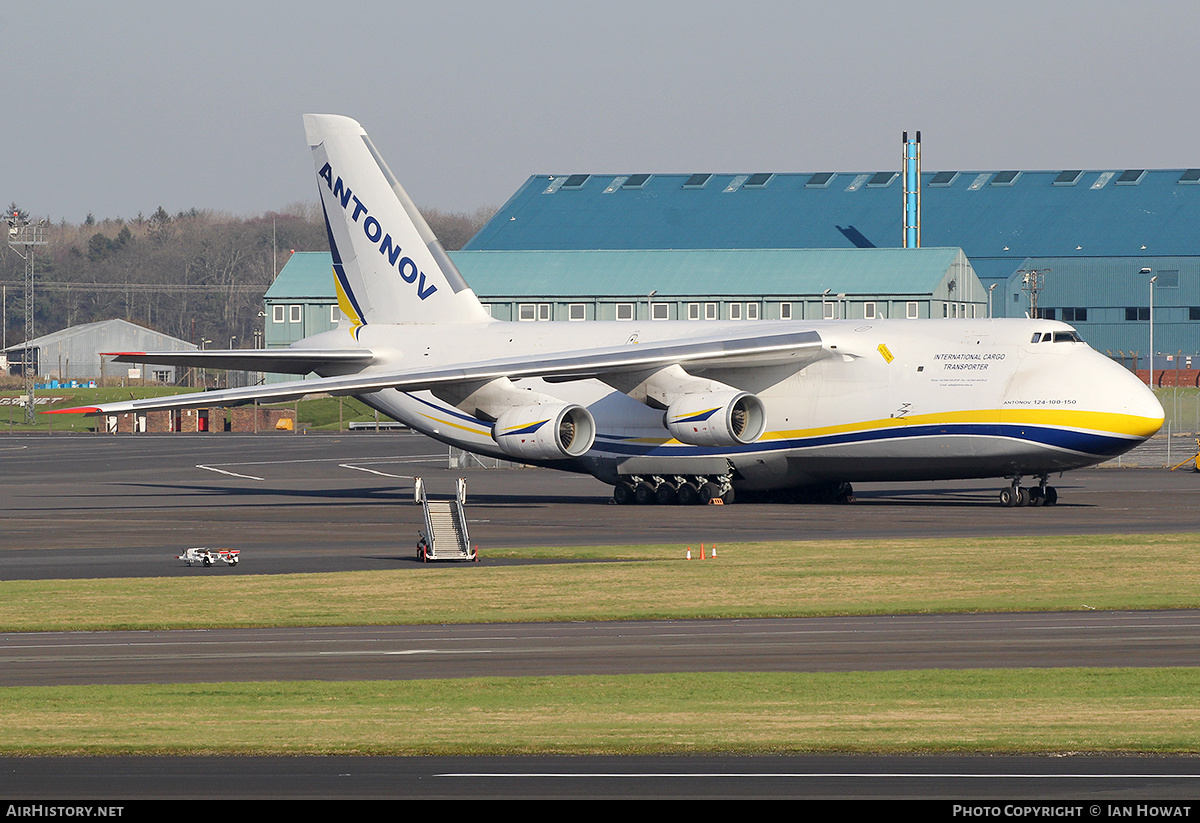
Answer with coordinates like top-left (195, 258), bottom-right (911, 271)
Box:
top-left (1000, 476), bottom-right (1058, 507)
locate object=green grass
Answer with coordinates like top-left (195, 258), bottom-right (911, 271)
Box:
top-left (4, 669), bottom-right (1199, 755)
top-left (1, 534), bottom-right (1197, 632)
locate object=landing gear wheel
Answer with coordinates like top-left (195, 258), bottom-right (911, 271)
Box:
top-left (1044, 486), bottom-right (1058, 506)
top-left (1028, 487), bottom-right (1045, 507)
top-left (721, 487), bottom-right (736, 505)
top-left (633, 482), bottom-right (656, 505)
top-left (654, 481), bottom-right (678, 505)
top-left (699, 482), bottom-right (722, 504)
top-left (676, 482), bottom-right (700, 506)
top-left (613, 482), bottom-right (636, 505)
top-left (999, 487), bottom-right (1017, 508)
top-left (1016, 487), bottom-right (1030, 507)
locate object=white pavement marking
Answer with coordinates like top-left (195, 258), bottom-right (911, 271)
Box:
top-left (339, 464), bottom-right (414, 479)
top-left (195, 464), bottom-right (265, 481)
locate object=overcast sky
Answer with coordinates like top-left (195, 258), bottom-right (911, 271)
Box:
top-left (3, 1), bottom-right (1198, 223)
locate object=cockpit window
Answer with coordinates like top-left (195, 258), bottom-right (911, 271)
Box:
top-left (1053, 331), bottom-right (1081, 343)
top-left (1031, 333), bottom-right (1042, 343)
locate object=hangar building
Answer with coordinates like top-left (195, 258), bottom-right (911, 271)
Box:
top-left (264, 245), bottom-right (984, 353)
top-left (264, 165), bottom-right (1200, 370)
top-left (465, 168), bottom-right (1200, 365)
top-left (2, 318), bottom-right (195, 383)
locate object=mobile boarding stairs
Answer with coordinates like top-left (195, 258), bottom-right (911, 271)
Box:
top-left (414, 477), bottom-right (476, 562)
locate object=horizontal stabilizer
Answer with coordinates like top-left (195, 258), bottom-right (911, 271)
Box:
top-left (103, 349), bottom-right (375, 375)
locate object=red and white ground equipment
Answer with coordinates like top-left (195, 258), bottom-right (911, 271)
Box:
top-left (177, 547), bottom-right (240, 567)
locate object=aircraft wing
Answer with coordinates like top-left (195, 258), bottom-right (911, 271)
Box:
top-left (51, 327), bottom-right (824, 416)
top-left (103, 348), bottom-right (375, 375)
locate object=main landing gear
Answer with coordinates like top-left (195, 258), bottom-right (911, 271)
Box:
top-left (613, 474), bottom-right (735, 505)
top-left (999, 476), bottom-right (1058, 508)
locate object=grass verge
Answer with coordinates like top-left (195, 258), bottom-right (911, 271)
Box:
top-left (1, 534), bottom-right (1198, 632)
top-left (3, 669), bottom-right (1198, 756)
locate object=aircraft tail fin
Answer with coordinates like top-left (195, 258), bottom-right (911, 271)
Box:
top-left (303, 114), bottom-right (491, 330)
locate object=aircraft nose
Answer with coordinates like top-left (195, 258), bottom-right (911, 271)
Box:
top-left (1103, 357), bottom-right (1164, 440)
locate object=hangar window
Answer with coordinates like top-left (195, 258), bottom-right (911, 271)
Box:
top-left (863, 302), bottom-right (877, 320)
top-left (929, 171), bottom-right (958, 187)
top-left (568, 303), bottom-right (587, 321)
top-left (1053, 170), bottom-right (1083, 186)
top-left (651, 303), bottom-right (669, 321)
top-left (779, 302), bottom-right (793, 320)
top-left (746, 303), bottom-right (759, 320)
top-left (1126, 307), bottom-right (1150, 321)
top-left (272, 305), bottom-right (285, 323)
top-left (1189, 307), bottom-right (1200, 321)
top-left (729, 303), bottom-right (742, 320)
top-left (866, 172), bottom-right (898, 188)
top-left (1179, 169), bottom-right (1200, 185)
top-left (705, 303), bottom-right (718, 320)
top-left (906, 301), bottom-right (918, 319)
top-left (290, 305), bottom-right (302, 323)
top-left (687, 303), bottom-right (701, 320)
top-left (623, 174), bottom-right (651, 189)
top-left (823, 302), bottom-right (835, 320)
top-left (561, 174), bottom-right (590, 189)
top-left (991, 171), bottom-right (1020, 186)
top-left (1041, 308), bottom-right (1057, 320)
top-left (519, 303), bottom-right (552, 321)
top-left (683, 173), bottom-right (712, 189)
top-left (1061, 307), bottom-right (1087, 322)
top-left (806, 173), bottom-right (835, 188)
top-left (331, 305), bottom-right (339, 324)
top-left (1116, 169), bottom-right (1146, 185)
top-left (615, 303), bottom-right (634, 321)
top-left (743, 173), bottom-right (773, 188)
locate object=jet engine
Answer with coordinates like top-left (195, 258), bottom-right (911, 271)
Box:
top-left (491, 403), bottom-right (597, 460)
top-left (664, 391), bottom-right (767, 447)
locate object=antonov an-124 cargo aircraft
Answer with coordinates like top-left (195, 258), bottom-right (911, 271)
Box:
top-left (55, 115), bottom-right (1164, 507)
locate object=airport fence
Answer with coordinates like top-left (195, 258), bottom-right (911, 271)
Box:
top-left (447, 448), bottom-right (522, 470)
top-left (1103, 422), bottom-right (1200, 470)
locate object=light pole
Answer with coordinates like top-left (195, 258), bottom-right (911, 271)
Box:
top-left (201, 338), bottom-right (212, 390)
top-left (646, 290), bottom-right (657, 321)
top-left (988, 283), bottom-right (997, 318)
top-left (1143, 268), bottom-right (1156, 387)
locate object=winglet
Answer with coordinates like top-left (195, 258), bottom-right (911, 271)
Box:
top-left (43, 406), bottom-right (101, 415)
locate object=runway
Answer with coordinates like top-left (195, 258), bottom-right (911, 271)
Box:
top-left (4, 610), bottom-right (1200, 687)
top-left (2, 433), bottom-right (1199, 799)
top-left (4, 754), bottom-right (1200, 800)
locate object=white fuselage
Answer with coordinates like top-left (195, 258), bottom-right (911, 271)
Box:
top-left (302, 316), bottom-right (1163, 491)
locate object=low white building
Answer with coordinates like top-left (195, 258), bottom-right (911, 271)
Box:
top-left (2, 319), bottom-right (196, 383)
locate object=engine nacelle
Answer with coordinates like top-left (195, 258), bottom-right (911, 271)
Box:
top-left (664, 391), bottom-right (767, 447)
top-left (492, 403), bottom-right (596, 460)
